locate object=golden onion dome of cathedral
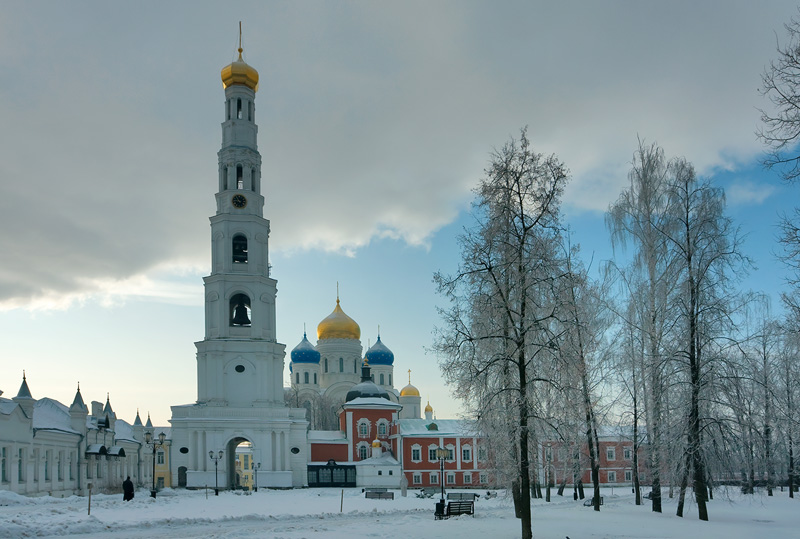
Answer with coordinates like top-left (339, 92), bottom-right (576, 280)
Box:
top-left (221, 47), bottom-right (259, 92)
top-left (400, 370), bottom-right (420, 397)
top-left (400, 384), bottom-right (420, 397)
top-left (317, 298), bottom-right (361, 340)
top-left (425, 401), bottom-right (433, 413)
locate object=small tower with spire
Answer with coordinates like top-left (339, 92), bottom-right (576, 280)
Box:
top-left (69, 382), bottom-right (89, 433)
top-left (12, 371), bottom-right (36, 419)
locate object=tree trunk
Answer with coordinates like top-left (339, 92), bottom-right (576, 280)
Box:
top-left (676, 450), bottom-right (690, 518)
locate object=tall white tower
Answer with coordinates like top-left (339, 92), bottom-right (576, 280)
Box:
top-left (170, 34), bottom-right (308, 489)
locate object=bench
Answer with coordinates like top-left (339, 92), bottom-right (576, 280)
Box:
top-left (365, 489), bottom-right (394, 500)
top-left (446, 500), bottom-right (475, 517)
top-left (447, 492), bottom-right (479, 502)
top-left (583, 496), bottom-right (604, 506)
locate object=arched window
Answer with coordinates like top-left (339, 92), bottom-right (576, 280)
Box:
top-left (339, 358), bottom-right (343, 372)
top-left (250, 169), bottom-right (256, 191)
top-left (248, 101), bottom-right (253, 121)
top-left (237, 98), bottom-right (242, 119)
top-left (389, 374), bottom-right (392, 385)
top-left (226, 100), bottom-right (231, 121)
top-left (295, 372), bottom-right (299, 384)
top-left (354, 359), bottom-right (358, 373)
top-left (232, 234), bottom-right (248, 263)
top-left (358, 445), bottom-right (368, 460)
top-left (236, 165), bottom-right (243, 189)
top-left (304, 372), bottom-right (309, 384)
top-left (378, 422), bottom-right (387, 436)
top-left (379, 374), bottom-right (385, 385)
top-left (229, 294), bottom-right (251, 326)
top-left (358, 420), bottom-right (369, 437)
top-left (324, 358), bottom-right (328, 373)
top-left (314, 373), bottom-right (317, 384)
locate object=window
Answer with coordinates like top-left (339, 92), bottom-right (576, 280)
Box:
top-left (226, 99), bottom-right (231, 121)
top-left (623, 447), bottom-right (632, 460)
top-left (389, 374), bottom-right (392, 385)
top-left (339, 358), bottom-right (343, 372)
top-left (157, 477), bottom-right (165, 489)
top-left (354, 359), bottom-right (358, 373)
top-left (295, 373), bottom-right (299, 384)
top-left (358, 420), bottom-right (369, 437)
top-left (157, 451), bottom-right (165, 465)
top-left (237, 98), bottom-right (242, 119)
top-left (544, 447), bottom-right (552, 461)
top-left (248, 101), bottom-right (253, 121)
top-left (428, 448), bottom-right (438, 461)
top-left (389, 470), bottom-right (393, 475)
top-left (45, 451), bottom-right (51, 481)
top-left (380, 374), bottom-right (385, 385)
top-left (413, 473), bottom-right (422, 485)
top-left (304, 372), bottom-right (309, 384)
top-left (18, 449), bottom-right (25, 481)
top-left (1, 447), bottom-right (6, 482)
top-left (314, 373), bottom-right (317, 384)
top-left (606, 447), bottom-right (616, 461)
top-left (607, 471), bottom-right (617, 483)
top-left (462, 447), bottom-right (471, 462)
top-left (324, 358), bottom-right (328, 373)
top-left (33, 449), bottom-right (39, 481)
top-left (69, 453), bottom-right (74, 481)
top-left (378, 422), bottom-right (387, 436)
top-left (236, 165), bottom-right (243, 189)
top-left (57, 452), bottom-right (63, 481)
top-left (430, 473), bottom-right (439, 484)
top-left (446, 473), bottom-right (455, 485)
top-left (446, 447), bottom-right (454, 460)
top-left (464, 473), bottom-right (472, 484)
top-left (624, 470), bottom-right (632, 482)
top-left (411, 446), bottom-right (421, 462)
top-left (478, 446), bottom-right (487, 461)
top-left (479, 473), bottom-right (488, 484)
top-left (358, 445), bottom-right (368, 460)
top-left (378, 470), bottom-right (382, 476)
top-left (232, 235), bottom-right (248, 263)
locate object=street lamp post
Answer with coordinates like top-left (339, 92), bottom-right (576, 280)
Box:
top-left (254, 462), bottom-right (261, 492)
top-left (144, 431), bottom-right (166, 499)
top-left (434, 446), bottom-right (448, 518)
top-left (209, 450), bottom-right (223, 496)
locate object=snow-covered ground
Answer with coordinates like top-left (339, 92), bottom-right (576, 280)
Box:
top-left (0, 486), bottom-right (795, 538)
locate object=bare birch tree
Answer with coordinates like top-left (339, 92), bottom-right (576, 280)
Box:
top-left (433, 129), bottom-right (568, 539)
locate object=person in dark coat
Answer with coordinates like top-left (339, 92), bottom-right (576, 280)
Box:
top-left (123, 476), bottom-right (134, 501)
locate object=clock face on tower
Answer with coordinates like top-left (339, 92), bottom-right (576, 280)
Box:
top-left (231, 194), bottom-right (247, 209)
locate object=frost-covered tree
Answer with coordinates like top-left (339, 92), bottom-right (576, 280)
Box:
top-left (433, 129), bottom-right (568, 539)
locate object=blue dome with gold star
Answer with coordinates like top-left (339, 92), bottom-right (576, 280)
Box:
top-left (365, 335), bottom-right (394, 366)
top-left (291, 333), bottom-right (321, 364)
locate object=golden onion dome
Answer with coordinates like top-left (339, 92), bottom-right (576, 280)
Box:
top-left (372, 438), bottom-right (382, 448)
top-left (425, 401), bottom-right (433, 413)
top-left (317, 298), bottom-right (361, 340)
top-left (221, 47), bottom-right (259, 92)
top-left (400, 370), bottom-right (420, 397)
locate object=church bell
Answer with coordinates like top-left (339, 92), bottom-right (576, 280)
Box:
top-left (232, 303), bottom-right (251, 326)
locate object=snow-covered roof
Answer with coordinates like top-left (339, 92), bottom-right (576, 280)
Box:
top-left (397, 418), bottom-right (477, 437)
top-left (308, 430), bottom-right (347, 442)
top-left (86, 444), bottom-right (107, 455)
top-left (0, 398), bottom-right (19, 416)
top-left (343, 397), bottom-right (402, 409)
top-left (32, 398), bottom-right (79, 435)
top-left (353, 453), bottom-right (400, 466)
top-left (113, 419), bottom-right (139, 443)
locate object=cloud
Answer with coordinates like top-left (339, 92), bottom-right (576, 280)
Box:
top-left (0, 1), bottom-right (797, 308)
top-left (726, 181), bottom-right (778, 206)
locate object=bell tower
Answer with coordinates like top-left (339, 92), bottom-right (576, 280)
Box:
top-left (170, 29), bottom-right (308, 490)
top-left (195, 32), bottom-right (284, 407)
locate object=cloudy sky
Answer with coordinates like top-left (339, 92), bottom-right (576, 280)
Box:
top-left (1, 1), bottom-right (798, 426)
